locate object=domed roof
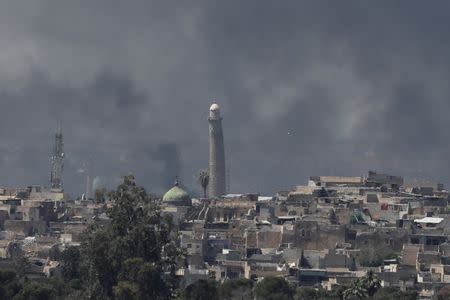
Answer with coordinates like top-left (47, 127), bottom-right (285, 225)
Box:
top-left (210, 103), bottom-right (220, 111)
top-left (162, 181), bottom-right (191, 206)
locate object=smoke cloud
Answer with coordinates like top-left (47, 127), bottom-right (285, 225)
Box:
top-left (1, 1), bottom-right (450, 195)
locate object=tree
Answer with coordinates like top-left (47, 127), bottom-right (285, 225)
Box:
top-left (113, 281), bottom-right (139, 300)
top-left (61, 246), bottom-right (81, 282)
top-left (357, 243), bottom-right (398, 268)
top-left (372, 287), bottom-right (417, 300)
top-left (343, 279), bottom-right (367, 300)
top-left (184, 279), bottom-right (218, 300)
top-left (359, 270), bottom-right (380, 297)
top-left (255, 277), bottom-right (293, 300)
top-left (349, 211), bottom-right (365, 225)
top-left (218, 278), bottom-right (253, 300)
top-left (0, 270), bottom-right (74, 300)
top-left (357, 247), bottom-right (382, 267)
top-left (0, 270), bottom-right (20, 300)
top-left (12, 278), bottom-right (67, 300)
top-left (80, 174), bottom-right (183, 299)
top-left (135, 263), bottom-right (170, 299)
top-left (343, 271), bottom-right (381, 300)
top-left (12, 281), bottom-right (54, 300)
top-left (294, 287), bottom-right (339, 300)
top-left (94, 188), bottom-right (108, 204)
top-left (294, 287), bottom-right (319, 300)
top-left (435, 285), bottom-right (450, 300)
top-left (14, 257), bottom-right (29, 278)
top-left (197, 170), bottom-right (209, 198)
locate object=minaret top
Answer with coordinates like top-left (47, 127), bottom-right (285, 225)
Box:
top-left (210, 103), bottom-right (220, 111)
top-left (209, 102), bottom-right (221, 120)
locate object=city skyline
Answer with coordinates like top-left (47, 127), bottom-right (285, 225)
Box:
top-left (1, 3), bottom-right (450, 298)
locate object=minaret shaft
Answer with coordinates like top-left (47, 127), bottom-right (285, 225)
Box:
top-left (208, 104), bottom-right (226, 197)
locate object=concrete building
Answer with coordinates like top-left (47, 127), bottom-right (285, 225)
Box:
top-left (208, 103), bottom-right (226, 198)
top-left (366, 171), bottom-right (403, 190)
top-left (309, 176), bottom-right (364, 187)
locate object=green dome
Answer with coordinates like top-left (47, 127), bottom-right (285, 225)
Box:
top-left (162, 184), bottom-right (191, 206)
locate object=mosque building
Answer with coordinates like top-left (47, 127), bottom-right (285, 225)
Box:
top-left (162, 179), bottom-right (192, 225)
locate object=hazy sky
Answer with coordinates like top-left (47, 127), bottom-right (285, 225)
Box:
top-left (1, 1), bottom-right (450, 196)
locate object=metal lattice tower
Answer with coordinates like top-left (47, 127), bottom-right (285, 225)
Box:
top-left (50, 125), bottom-right (64, 190)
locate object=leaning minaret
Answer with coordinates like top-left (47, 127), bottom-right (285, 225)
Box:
top-left (208, 102), bottom-right (226, 197)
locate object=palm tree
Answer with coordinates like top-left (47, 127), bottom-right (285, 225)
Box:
top-left (343, 279), bottom-right (368, 300)
top-left (197, 170), bottom-right (209, 198)
top-left (360, 270), bottom-right (381, 297)
top-left (343, 271), bottom-right (381, 300)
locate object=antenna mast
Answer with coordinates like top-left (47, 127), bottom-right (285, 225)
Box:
top-left (50, 124), bottom-right (64, 190)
